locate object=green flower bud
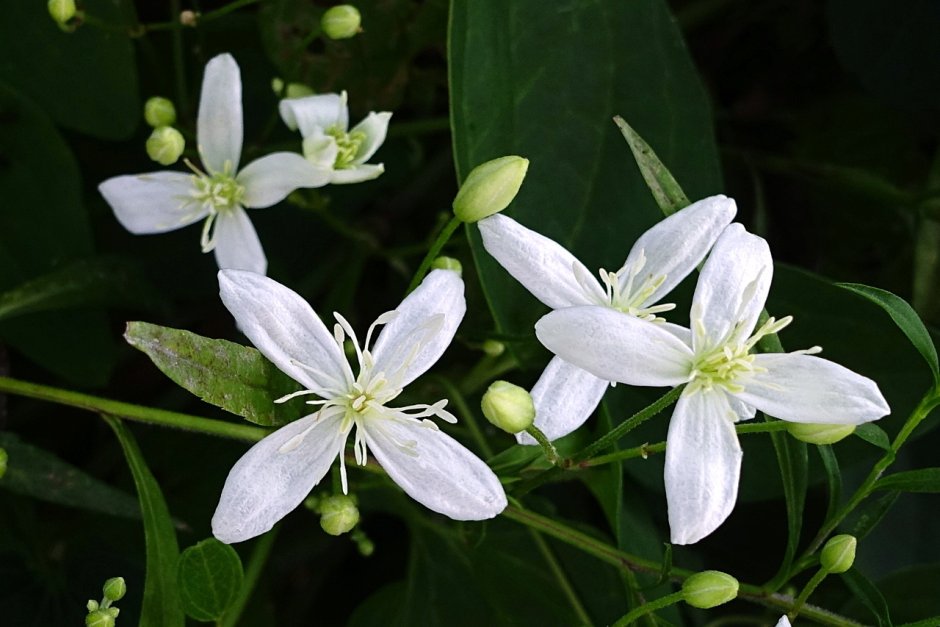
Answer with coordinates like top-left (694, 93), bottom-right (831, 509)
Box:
top-left (86, 600), bottom-right (99, 612)
top-left (481, 380), bottom-right (535, 434)
top-left (179, 10), bottom-right (199, 27)
top-left (0, 447), bottom-right (7, 480)
top-left (352, 529), bottom-right (375, 557)
top-left (321, 5), bottom-right (362, 40)
top-left (85, 609), bottom-right (115, 627)
top-left (271, 78), bottom-right (315, 99)
top-left (482, 339), bottom-right (505, 357)
top-left (303, 494), bottom-right (321, 511)
top-left (453, 156), bottom-right (529, 223)
top-left (144, 97), bottom-right (176, 128)
top-left (431, 256), bottom-right (462, 275)
top-left (146, 126), bottom-right (185, 166)
top-left (319, 494), bottom-right (360, 536)
top-left (102, 577), bottom-right (126, 603)
top-left (48, 0), bottom-right (76, 24)
top-left (681, 570), bottom-right (739, 609)
top-left (787, 422), bottom-right (855, 445)
top-left (820, 534), bottom-right (856, 574)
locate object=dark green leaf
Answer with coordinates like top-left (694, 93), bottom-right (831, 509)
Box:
top-left (106, 417), bottom-right (184, 627)
top-left (0, 432), bottom-right (139, 519)
top-left (766, 424), bottom-right (808, 587)
top-left (125, 321), bottom-right (304, 427)
top-left (837, 283), bottom-right (939, 384)
top-left (817, 444), bottom-right (843, 526)
top-left (855, 423), bottom-right (892, 450)
top-left (874, 468), bottom-right (940, 493)
top-left (852, 564), bottom-right (940, 624)
top-left (845, 490), bottom-right (900, 540)
top-left (613, 116), bottom-right (690, 216)
top-left (841, 567), bottom-right (893, 627)
top-left (177, 538), bottom-right (244, 622)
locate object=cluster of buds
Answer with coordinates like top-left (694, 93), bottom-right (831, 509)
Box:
top-left (85, 577), bottom-right (126, 627)
top-left (142, 97), bottom-right (185, 166)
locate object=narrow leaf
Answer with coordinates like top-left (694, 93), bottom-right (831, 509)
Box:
top-left (817, 444), bottom-right (843, 527)
top-left (854, 423), bottom-right (892, 450)
top-left (106, 417), bottom-right (184, 627)
top-left (846, 490), bottom-right (900, 540)
top-left (841, 567), bottom-right (893, 627)
top-left (125, 321), bottom-right (303, 427)
top-left (177, 538), bottom-right (245, 622)
top-left (874, 468), bottom-right (940, 493)
top-left (613, 115), bottom-right (690, 216)
top-left (766, 423), bottom-right (808, 588)
top-left (837, 283), bottom-right (939, 384)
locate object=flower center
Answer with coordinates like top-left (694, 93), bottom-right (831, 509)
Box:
top-left (325, 126), bottom-right (366, 169)
top-left (184, 159), bottom-right (245, 253)
top-left (576, 249), bottom-right (675, 320)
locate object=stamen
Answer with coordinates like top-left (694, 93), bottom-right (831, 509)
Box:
top-left (274, 389), bottom-right (322, 404)
top-left (200, 212), bottom-right (219, 253)
top-left (364, 310), bottom-right (398, 353)
top-left (333, 312), bottom-right (364, 370)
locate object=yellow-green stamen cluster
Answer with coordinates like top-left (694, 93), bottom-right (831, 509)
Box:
top-left (185, 160), bottom-right (245, 252)
top-left (326, 126), bottom-right (366, 169)
top-left (585, 250), bottom-right (675, 320)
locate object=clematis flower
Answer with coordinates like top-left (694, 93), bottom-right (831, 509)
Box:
top-left (99, 54), bottom-right (328, 275)
top-left (211, 268), bottom-right (506, 543)
top-left (478, 195), bottom-right (736, 443)
top-left (536, 223), bottom-right (890, 544)
top-left (279, 91), bottom-right (391, 184)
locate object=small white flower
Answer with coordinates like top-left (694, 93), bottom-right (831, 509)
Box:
top-left (536, 224), bottom-right (890, 544)
top-left (279, 91), bottom-right (391, 184)
top-left (99, 54), bottom-right (329, 275)
top-left (776, 617), bottom-right (792, 627)
top-left (211, 268), bottom-right (506, 543)
top-left (478, 195), bottom-right (736, 443)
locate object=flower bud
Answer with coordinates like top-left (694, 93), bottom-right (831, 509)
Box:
top-left (319, 494), bottom-right (360, 536)
top-left (431, 256), bottom-right (462, 275)
top-left (146, 126), bottom-right (185, 166)
top-left (85, 609), bottom-right (115, 627)
top-left (102, 577), bottom-right (126, 603)
top-left (820, 534), bottom-right (856, 574)
top-left (321, 5), bottom-right (362, 40)
top-left (0, 447), bottom-right (7, 480)
top-left (144, 97), bottom-right (176, 128)
top-left (271, 78), bottom-right (315, 99)
top-left (681, 570), bottom-right (739, 609)
top-left (482, 339), bottom-right (505, 357)
top-left (453, 156), bottom-right (529, 223)
top-left (48, 0), bottom-right (76, 24)
top-left (179, 10), bottom-right (199, 27)
top-left (787, 422), bottom-right (855, 445)
top-left (352, 529), bottom-right (375, 557)
top-left (481, 381), bottom-right (535, 434)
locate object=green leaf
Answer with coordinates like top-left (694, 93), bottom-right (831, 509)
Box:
top-left (841, 567), bottom-right (894, 627)
top-left (854, 423), bottom-right (892, 450)
top-left (766, 424), bottom-right (808, 587)
top-left (177, 538), bottom-right (244, 622)
top-left (845, 490), bottom-right (900, 540)
top-left (874, 468), bottom-right (940, 493)
top-left (0, 432), bottom-right (139, 519)
top-left (613, 116), bottom-right (690, 216)
top-left (125, 321), bottom-right (303, 427)
top-left (105, 417), bottom-right (184, 627)
top-left (837, 283), bottom-right (939, 384)
top-left (817, 444), bottom-right (843, 527)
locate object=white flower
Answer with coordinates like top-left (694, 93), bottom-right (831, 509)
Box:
top-left (279, 91), bottom-right (391, 184)
top-left (536, 224), bottom-right (890, 544)
top-left (99, 54), bottom-right (329, 275)
top-left (211, 268), bottom-right (507, 543)
top-left (478, 195), bottom-right (736, 443)
top-left (776, 617), bottom-right (792, 627)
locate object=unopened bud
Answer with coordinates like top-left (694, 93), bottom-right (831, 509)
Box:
top-left (319, 494), bottom-right (360, 536)
top-left (321, 5), bottom-right (362, 40)
top-left (481, 381), bottom-right (535, 434)
top-left (787, 422), bottom-right (855, 445)
top-left (682, 570), bottom-right (739, 609)
top-left (48, 0), bottom-right (76, 24)
top-left (271, 78), bottom-right (315, 99)
top-left (102, 577), bottom-right (126, 603)
top-left (482, 339), bottom-right (505, 357)
top-left (144, 97), bottom-right (176, 128)
top-left (431, 256), bottom-right (462, 275)
top-left (352, 529), bottom-right (374, 556)
top-left (85, 609), bottom-right (115, 627)
top-left (180, 10), bottom-right (198, 27)
top-left (820, 534), bottom-right (856, 574)
top-left (0, 447), bottom-right (7, 480)
top-left (453, 156), bottom-right (529, 222)
top-left (146, 126), bottom-right (185, 166)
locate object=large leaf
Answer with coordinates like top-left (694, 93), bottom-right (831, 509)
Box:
top-left (874, 469), bottom-right (940, 493)
top-left (106, 417), bottom-right (184, 627)
top-left (125, 321), bottom-right (304, 427)
top-left (177, 538), bottom-right (244, 622)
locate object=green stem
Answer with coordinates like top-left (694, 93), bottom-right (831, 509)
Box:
top-left (526, 425), bottom-right (560, 466)
top-left (431, 375), bottom-right (493, 458)
top-left (221, 527), bottom-right (279, 627)
top-left (612, 591), bottom-right (684, 627)
top-left (790, 568), bottom-right (829, 621)
top-left (0, 376), bottom-right (267, 442)
top-left (169, 0), bottom-right (188, 117)
top-left (199, 0), bottom-right (263, 23)
top-left (406, 216), bottom-right (462, 293)
top-left (528, 527), bottom-right (594, 626)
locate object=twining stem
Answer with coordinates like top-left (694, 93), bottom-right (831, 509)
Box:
top-left (527, 528), bottom-right (594, 627)
top-left (221, 527), bottom-right (279, 627)
top-left (406, 216), bottom-right (461, 293)
top-left (0, 376), bottom-right (267, 442)
top-left (611, 591), bottom-right (684, 627)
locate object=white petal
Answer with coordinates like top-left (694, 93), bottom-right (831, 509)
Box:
top-left (516, 357), bottom-right (609, 445)
top-left (535, 306), bottom-right (693, 386)
top-left (691, 223), bottom-right (772, 352)
top-left (197, 54), bottom-right (243, 174)
top-left (329, 164), bottom-right (386, 184)
top-left (349, 111), bottom-right (392, 164)
top-left (727, 396), bottom-right (757, 422)
top-left (212, 413), bottom-right (346, 543)
top-left (478, 214), bottom-right (604, 309)
top-left (302, 132), bottom-right (339, 170)
top-left (620, 195), bottom-right (736, 306)
top-left (279, 92), bottom-right (348, 136)
top-left (99, 172), bottom-right (207, 234)
top-left (665, 390), bottom-right (743, 545)
top-left (212, 208), bottom-right (267, 275)
top-left (237, 152), bottom-right (330, 208)
top-left (775, 617), bottom-right (792, 627)
top-left (218, 269), bottom-right (351, 392)
top-left (737, 353), bottom-right (890, 424)
top-left (363, 419), bottom-right (506, 520)
top-left (370, 269), bottom-right (465, 387)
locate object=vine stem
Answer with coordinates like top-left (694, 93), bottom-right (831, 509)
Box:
top-left (406, 216), bottom-right (461, 293)
top-left (611, 591), bottom-right (684, 627)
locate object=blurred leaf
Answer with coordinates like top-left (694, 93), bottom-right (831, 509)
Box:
top-left (913, 218), bottom-right (940, 325)
top-left (841, 567), bottom-right (893, 627)
top-left (837, 283), bottom-right (939, 384)
top-left (125, 321), bottom-right (303, 427)
top-left (0, 432), bottom-right (139, 519)
top-left (845, 490), bottom-right (900, 540)
top-left (854, 564), bottom-right (940, 623)
top-left (874, 469), bottom-right (940, 493)
top-left (177, 538), bottom-right (244, 622)
top-left (767, 424), bottom-right (807, 586)
top-left (613, 116), bottom-right (690, 216)
top-left (486, 443), bottom-right (542, 475)
top-left (817, 445), bottom-right (843, 525)
top-left (105, 417), bottom-right (184, 627)
top-left (0, 0), bottom-right (138, 138)
top-left (855, 423), bottom-right (892, 450)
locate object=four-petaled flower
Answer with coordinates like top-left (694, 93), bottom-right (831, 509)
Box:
top-left (478, 195), bottom-right (736, 443)
top-left (537, 223), bottom-right (890, 544)
top-left (280, 91), bottom-right (391, 184)
top-left (211, 268), bottom-right (507, 543)
top-left (99, 54), bottom-right (329, 275)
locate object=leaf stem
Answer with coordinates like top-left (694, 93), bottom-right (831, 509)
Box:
top-left (406, 216), bottom-right (461, 293)
top-left (612, 591), bottom-right (684, 627)
top-left (525, 425), bottom-right (560, 466)
top-left (221, 527), bottom-right (279, 627)
top-left (527, 527), bottom-right (595, 626)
